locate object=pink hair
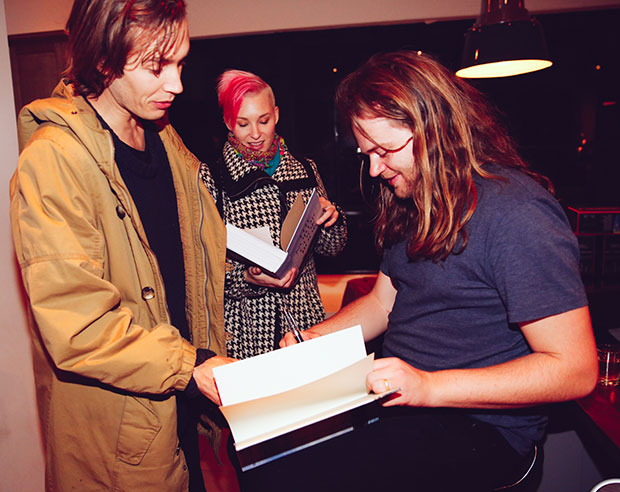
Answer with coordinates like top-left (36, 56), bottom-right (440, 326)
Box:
top-left (217, 69), bottom-right (274, 129)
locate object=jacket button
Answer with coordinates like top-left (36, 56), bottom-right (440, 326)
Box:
top-left (225, 332), bottom-right (234, 341)
top-left (141, 286), bottom-right (155, 300)
top-left (116, 205), bottom-right (126, 219)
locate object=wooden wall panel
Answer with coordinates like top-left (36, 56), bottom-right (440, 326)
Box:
top-left (9, 31), bottom-right (68, 115)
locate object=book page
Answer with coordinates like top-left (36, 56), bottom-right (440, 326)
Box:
top-left (274, 190), bottom-right (323, 277)
top-left (214, 326), bottom-right (366, 406)
top-left (282, 189), bottom-right (322, 253)
top-left (244, 226), bottom-right (273, 243)
top-left (220, 354), bottom-right (376, 448)
top-left (280, 191), bottom-right (306, 250)
top-left (225, 223), bottom-right (286, 273)
top-left (225, 189), bottom-right (323, 278)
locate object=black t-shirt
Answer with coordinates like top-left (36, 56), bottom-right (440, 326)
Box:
top-left (105, 120), bottom-right (189, 342)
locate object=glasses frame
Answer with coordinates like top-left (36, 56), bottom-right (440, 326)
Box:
top-left (356, 134), bottom-right (414, 165)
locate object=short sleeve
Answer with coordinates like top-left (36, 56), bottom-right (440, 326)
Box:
top-left (487, 195), bottom-right (587, 323)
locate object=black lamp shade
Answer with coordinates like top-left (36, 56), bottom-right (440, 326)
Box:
top-left (456, 17), bottom-right (553, 78)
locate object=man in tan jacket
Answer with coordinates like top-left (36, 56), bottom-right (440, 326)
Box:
top-left (9, 1), bottom-right (234, 491)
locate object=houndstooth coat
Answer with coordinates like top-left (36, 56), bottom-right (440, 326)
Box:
top-left (200, 141), bottom-right (347, 359)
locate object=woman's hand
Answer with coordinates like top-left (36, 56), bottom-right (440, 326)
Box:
top-left (245, 266), bottom-right (297, 289)
top-left (279, 327), bottom-right (322, 347)
top-left (316, 196), bottom-right (339, 227)
top-left (366, 357), bottom-right (432, 408)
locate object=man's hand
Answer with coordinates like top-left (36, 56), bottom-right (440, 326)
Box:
top-left (366, 357), bottom-right (431, 407)
top-left (193, 355), bottom-right (236, 405)
top-left (366, 306), bottom-right (598, 410)
top-left (245, 266), bottom-right (297, 289)
top-left (279, 327), bottom-right (322, 347)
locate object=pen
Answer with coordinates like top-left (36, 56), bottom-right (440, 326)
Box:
top-left (282, 306), bottom-right (304, 343)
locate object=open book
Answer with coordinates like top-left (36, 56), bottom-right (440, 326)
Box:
top-left (225, 188), bottom-right (323, 278)
top-left (213, 326), bottom-right (395, 471)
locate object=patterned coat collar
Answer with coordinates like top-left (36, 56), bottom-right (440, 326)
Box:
top-left (220, 141), bottom-right (317, 201)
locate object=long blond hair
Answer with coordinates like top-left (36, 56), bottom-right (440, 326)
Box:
top-left (336, 50), bottom-right (552, 261)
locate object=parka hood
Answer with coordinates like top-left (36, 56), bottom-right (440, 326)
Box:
top-left (17, 80), bottom-right (112, 166)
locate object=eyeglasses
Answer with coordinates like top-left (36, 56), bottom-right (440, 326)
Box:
top-left (356, 135), bottom-right (413, 166)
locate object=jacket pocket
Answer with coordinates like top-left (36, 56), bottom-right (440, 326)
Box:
top-left (116, 396), bottom-right (162, 465)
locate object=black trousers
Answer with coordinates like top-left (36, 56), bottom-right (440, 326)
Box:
top-left (230, 407), bottom-right (533, 492)
top-left (177, 395), bottom-right (207, 492)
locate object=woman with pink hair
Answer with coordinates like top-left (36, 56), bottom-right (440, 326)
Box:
top-left (200, 69), bottom-right (347, 360)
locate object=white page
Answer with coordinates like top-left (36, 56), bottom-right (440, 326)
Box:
top-left (234, 394), bottom-right (382, 450)
top-left (220, 354), bottom-right (376, 448)
top-left (214, 325), bottom-right (366, 406)
top-left (243, 225), bottom-right (272, 243)
top-left (225, 223), bottom-right (286, 273)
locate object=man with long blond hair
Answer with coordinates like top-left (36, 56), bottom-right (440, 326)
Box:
top-left (280, 51), bottom-right (597, 491)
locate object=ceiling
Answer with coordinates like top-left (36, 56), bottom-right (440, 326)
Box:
top-left (4, 0), bottom-right (620, 38)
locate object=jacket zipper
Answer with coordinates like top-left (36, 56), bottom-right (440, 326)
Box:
top-left (196, 170), bottom-right (210, 349)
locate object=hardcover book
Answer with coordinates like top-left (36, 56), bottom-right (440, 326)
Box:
top-left (213, 326), bottom-right (395, 470)
top-left (225, 188), bottom-right (323, 278)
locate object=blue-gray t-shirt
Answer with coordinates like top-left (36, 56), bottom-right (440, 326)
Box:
top-left (380, 165), bottom-right (587, 454)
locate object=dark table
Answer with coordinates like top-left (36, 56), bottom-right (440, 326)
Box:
top-left (577, 384), bottom-right (620, 449)
top-left (573, 384), bottom-right (620, 476)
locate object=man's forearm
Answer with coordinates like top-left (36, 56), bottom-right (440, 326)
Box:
top-left (314, 290), bottom-right (390, 342)
top-left (370, 306), bottom-right (598, 410)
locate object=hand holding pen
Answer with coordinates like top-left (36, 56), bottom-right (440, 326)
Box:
top-left (282, 305), bottom-right (304, 344)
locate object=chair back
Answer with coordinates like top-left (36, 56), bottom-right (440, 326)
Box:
top-left (494, 444), bottom-right (541, 491)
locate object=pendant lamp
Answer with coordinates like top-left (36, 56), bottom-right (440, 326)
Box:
top-left (456, 0), bottom-right (553, 79)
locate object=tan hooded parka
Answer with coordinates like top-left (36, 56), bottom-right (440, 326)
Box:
top-left (10, 80), bottom-right (226, 491)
